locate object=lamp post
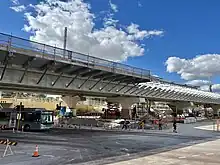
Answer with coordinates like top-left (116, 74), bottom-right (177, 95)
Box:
top-left (17, 102), bottom-right (22, 131)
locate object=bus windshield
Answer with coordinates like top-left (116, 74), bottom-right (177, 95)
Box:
top-left (41, 112), bottom-right (53, 124)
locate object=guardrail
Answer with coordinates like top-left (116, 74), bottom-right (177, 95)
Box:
top-left (0, 32), bottom-right (151, 79)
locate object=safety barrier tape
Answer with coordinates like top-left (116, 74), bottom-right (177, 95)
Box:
top-left (0, 140), bottom-right (17, 146)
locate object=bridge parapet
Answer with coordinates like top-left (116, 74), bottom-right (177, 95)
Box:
top-left (0, 32), bottom-right (151, 80)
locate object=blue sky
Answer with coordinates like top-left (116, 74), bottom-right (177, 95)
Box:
top-left (1, 0), bottom-right (220, 89)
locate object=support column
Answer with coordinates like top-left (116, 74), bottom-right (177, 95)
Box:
top-left (107, 97), bottom-right (146, 119)
top-left (210, 104), bottom-right (220, 116)
top-left (61, 96), bottom-right (81, 109)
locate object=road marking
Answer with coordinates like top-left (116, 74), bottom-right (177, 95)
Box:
top-left (15, 151), bottom-right (25, 154)
top-left (178, 156), bottom-right (186, 159)
top-left (57, 148), bottom-right (67, 151)
top-left (192, 155), bottom-right (200, 157)
top-left (71, 149), bottom-right (80, 152)
top-left (206, 153), bottom-right (214, 156)
top-left (43, 155), bottom-right (55, 158)
top-left (67, 158), bottom-right (75, 162)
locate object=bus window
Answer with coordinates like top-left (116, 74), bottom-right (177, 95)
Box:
top-left (34, 112), bottom-right (41, 122)
top-left (41, 112), bottom-right (53, 124)
top-left (0, 112), bottom-right (10, 121)
top-left (23, 112), bottom-right (34, 122)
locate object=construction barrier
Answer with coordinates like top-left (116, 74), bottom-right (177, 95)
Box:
top-left (0, 125), bottom-right (7, 130)
top-left (0, 140), bottom-right (17, 146)
top-left (0, 139), bottom-right (16, 157)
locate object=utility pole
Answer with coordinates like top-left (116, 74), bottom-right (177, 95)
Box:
top-left (63, 27), bottom-right (68, 57)
top-left (16, 102), bottom-right (22, 131)
top-left (209, 76), bottom-right (212, 92)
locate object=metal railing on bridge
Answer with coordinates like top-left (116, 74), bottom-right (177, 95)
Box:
top-left (0, 32), bottom-right (151, 79)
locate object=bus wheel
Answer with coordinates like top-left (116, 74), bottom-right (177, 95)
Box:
top-left (24, 125), bottom-right (30, 131)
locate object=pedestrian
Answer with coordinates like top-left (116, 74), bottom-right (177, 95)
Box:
top-left (122, 119), bottom-right (128, 130)
top-left (139, 120), bottom-right (144, 129)
top-left (158, 118), bottom-right (162, 130)
top-left (173, 118), bottom-right (177, 133)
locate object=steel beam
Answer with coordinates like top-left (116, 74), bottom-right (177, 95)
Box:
top-left (159, 90), bottom-right (172, 98)
top-left (19, 57), bottom-right (35, 83)
top-left (66, 74), bottom-right (78, 88)
top-left (130, 86), bottom-right (144, 95)
top-left (40, 61), bottom-right (55, 71)
top-left (148, 90), bottom-right (162, 97)
top-left (138, 86), bottom-right (153, 95)
top-left (123, 83), bottom-right (138, 94)
top-left (116, 82), bottom-right (130, 93)
top-left (141, 87), bottom-right (157, 96)
top-left (135, 86), bottom-right (147, 95)
top-left (163, 91), bottom-right (177, 99)
top-left (78, 75), bottom-right (92, 89)
top-left (37, 61), bottom-right (55, 84)
top-left (136, 87), bottom-right (152, 95)
top-left (100, 78), bottom-right (116, 91)
top-left (116, 78), bottom-right (137, 93)
top-left (37, 67), bottom-right (48, 84)
top-left (89, 77), bottom-right (103, 90)
top-left (52, 72), bottom-right (63, 86)
top-left (146, 89), bottom-right (162, 98)
top-left (0, 55), bottom-right (9, 81)
top-left (108, 81), bottom-right (122, 92)
top-left (126, 84), bottom-right (141, 94)
top-left (181, 93), bottom-right (192, 100)
top-left (152, 89), bottom-right (166, 98)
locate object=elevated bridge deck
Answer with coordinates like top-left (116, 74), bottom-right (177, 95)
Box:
top-left (0, 32), bottom-right (220, 105)
top-left (0, 33), bottom-right (151, 84)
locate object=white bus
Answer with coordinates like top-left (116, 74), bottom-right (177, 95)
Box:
top-left (0, 108), bottom-right (54, 131)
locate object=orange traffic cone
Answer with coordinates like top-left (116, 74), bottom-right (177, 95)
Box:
top-left (32, 145), bottom-right (40, 157)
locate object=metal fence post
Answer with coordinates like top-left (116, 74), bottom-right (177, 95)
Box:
top-left (54, 46), bottom-right (56, 60)
top-left (43, 44), bottom-right (45, 56)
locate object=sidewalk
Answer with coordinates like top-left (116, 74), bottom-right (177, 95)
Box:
top-left (53, 125), bottom-right (179, 136)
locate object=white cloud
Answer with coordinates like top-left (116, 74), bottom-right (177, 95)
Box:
top-left (11, 0), bottom-right (19, 5)
top-left (212, 84), bottom-right (220, 92)
top-left (10, 5), bottom-right (26, 12)
top-left (199, 84), bottom-right (220, 93)
top-left (186, 80), bottom-right (211, 87)
top-left (16, 0), bottom-right (163, 62)
top-left (127, 23), bottom-right (163, 40)
top-left (166, 54), bottom-right (220, 80)
top-left (200, 85), bottom-right (210, 91)
top-left (109, 0), bottom-right (118, 13)
top-left (185, 79), bottom-right (220, 93)
top-left (138, 1), bottom-right (143, 7)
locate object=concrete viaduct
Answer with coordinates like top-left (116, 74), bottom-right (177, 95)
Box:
top-left (0, 32), bottom-right (220, 118)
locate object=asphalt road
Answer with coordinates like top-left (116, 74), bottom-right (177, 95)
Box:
top-left (0, 122), bottom-right (219, 165)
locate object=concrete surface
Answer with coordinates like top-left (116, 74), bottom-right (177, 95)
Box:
top-left (0, 122), bottom-right (219, 165)
top-left (105, 139), bottom-right (220, 165)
